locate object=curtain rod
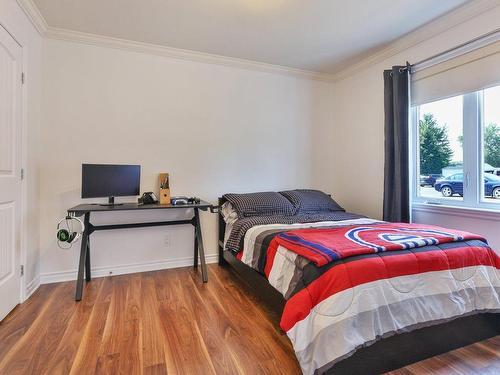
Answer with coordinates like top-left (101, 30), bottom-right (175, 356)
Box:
top-left (409, 27), bottom-right (500, 73)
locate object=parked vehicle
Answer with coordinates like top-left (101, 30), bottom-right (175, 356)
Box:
top-left (420, 174), bottom-right (443, 187)
top-left (434, 173), bottom-right (500, 199)
top-left (486, 174), bottom-right (500, 199)
top-left (434, 173), bottom-right (464, 197)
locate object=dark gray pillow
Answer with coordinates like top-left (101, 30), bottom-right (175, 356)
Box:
top-left (223, 192), bottom-right (295, 218)
top-left (280, 189), bottom-right (344, 214)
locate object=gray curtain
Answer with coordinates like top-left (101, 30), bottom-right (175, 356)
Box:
top-left (383, 65), bottom-right (410, 222)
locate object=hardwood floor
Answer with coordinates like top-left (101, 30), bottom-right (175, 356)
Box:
top-left (0, 265), bottom-right (498, 375)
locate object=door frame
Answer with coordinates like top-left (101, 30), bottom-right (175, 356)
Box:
top-left (0, 22), bottom-right (29, 304)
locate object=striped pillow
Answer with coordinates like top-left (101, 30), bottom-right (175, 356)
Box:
top-left (223, 192), bottom-right (295, 218)
top-left (280, 189), bottom-right (344, 214)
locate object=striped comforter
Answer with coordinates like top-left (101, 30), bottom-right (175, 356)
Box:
top-left (236, 218), bottom-right (500, 375)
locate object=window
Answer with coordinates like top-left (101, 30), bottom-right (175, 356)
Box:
top-left (412, 83), bottom-right (500, 211)
top-left (482, 86), bottom-right (500, 203)
top-left (416, 95), bottom-right (463, 202)
top-left (410, 37), bottom-right (500, 211)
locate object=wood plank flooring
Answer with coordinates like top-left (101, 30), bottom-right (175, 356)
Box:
top-left (0, 264), bottom-right (498, 375)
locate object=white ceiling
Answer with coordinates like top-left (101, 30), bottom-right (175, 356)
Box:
top-left (33, 0), bottom-right (469, 74)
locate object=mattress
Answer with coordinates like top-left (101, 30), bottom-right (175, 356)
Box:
top-left (223, 219), bottom-right (235, 248)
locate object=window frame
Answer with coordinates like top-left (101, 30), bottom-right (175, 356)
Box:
top-left (410, 88), bottom-right (500, 212)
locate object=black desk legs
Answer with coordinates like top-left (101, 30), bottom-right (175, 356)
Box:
top-left (193, 230), bottom-right (199, 269)
top-left (74, 208), bottom-right (208, 301)
top-left (75, 212), bottom-right (90, 301)
top-left (85, 237), bottom-right (91, 282)
top-left (194, 208), bottom-right (208, 282)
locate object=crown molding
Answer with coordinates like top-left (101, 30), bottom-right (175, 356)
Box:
top-left (330, 0), bottom-right (500, 82)
top-left (15, 0), bottom-right (48, 35)
top-left (16, 0), bottom-right (333, 81)
top-left (15, 0), bottom-right (498, 83)
top-left (44, 27), bottom-right (335, 82)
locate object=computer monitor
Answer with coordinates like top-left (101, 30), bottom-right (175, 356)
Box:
top-left (81, 164), bottom-right (140, 205)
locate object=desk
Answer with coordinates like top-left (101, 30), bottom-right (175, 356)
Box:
top-left (67, 201), bottom-right (212, 301)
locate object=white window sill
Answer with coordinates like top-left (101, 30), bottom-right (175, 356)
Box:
top-left (412, 202), bottom-right (500, 221)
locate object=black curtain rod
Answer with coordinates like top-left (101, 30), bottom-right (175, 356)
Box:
top-left (390, 62), bottom-right (411, 74)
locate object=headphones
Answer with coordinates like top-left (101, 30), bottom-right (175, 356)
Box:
top-left (57, 215), bottom-right (85, 249)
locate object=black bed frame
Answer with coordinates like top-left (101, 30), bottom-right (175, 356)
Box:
top-left (217, 198), bottom-right (500, 375)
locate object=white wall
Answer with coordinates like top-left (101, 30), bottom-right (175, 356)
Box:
top-left (325, 5), bottom-right (500, 252)
top-left (0, 0), bottom-right (42, 297)
top-left (39, 38), bottom-right (333, 281)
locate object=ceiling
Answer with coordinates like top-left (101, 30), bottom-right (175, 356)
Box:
top-left (33, 0), bottom-right (469, 74)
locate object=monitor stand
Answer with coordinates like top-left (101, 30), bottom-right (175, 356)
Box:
top-left (98, 197), bottom-right (123, 206)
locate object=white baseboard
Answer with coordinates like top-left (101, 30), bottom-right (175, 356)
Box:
top-left (25, 275), bottom-right (41, 300)
top-left (39, 254), bottom-right (219, 284)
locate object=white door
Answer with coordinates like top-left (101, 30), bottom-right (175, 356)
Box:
top-left (0, 25), bottom-right (22, 321)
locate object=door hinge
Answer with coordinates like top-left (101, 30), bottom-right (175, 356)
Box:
top-left (20, 265), bottom-right (24, 276)
top-left (21, 72), bottom-right (25, 84)
top-left (20, 168), bottom-right (24, 180)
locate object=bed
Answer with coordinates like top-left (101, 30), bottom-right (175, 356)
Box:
top-left (217, 191), bottom-right (500, 375)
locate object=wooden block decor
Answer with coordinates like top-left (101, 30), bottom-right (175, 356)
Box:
top-left (159, 173), bottom-right (171, 204)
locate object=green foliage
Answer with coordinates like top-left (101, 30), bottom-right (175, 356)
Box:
top-left (419, 113), bottom-right (453, 175)
top-left (457, 123), bottom-right (500, 168)
top-left (484, 123), bottom-right (500, 168)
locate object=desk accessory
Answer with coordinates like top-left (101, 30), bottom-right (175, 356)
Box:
top-left (138, 192), bottom-right (158, 205)
top-left (56, 215), bottom-right (85, 249)
top-left (171, 196), bottom-right (201, 205)
top-left (159, 173), bottom-right (171, 204)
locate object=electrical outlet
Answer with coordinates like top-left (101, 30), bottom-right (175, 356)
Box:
top-left (164, 234), bottom-right (171, 247)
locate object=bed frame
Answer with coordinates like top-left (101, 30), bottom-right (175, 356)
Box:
top-left (217, 197), bottom-right (500, 375)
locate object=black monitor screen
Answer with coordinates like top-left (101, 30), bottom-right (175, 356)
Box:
top-left (81, 164), bottom-right (140, 198)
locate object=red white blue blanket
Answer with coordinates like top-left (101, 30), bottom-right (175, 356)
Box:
top-left (274, 223), bottom-right (485, 266)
